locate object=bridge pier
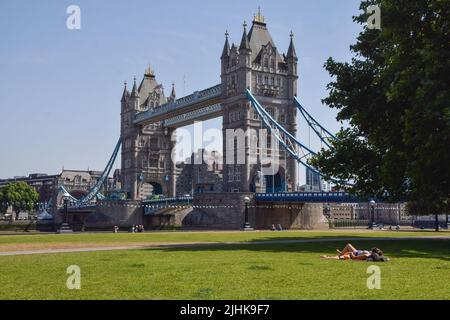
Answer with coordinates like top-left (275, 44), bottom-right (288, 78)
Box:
top-left (174, 193), bottom-right (329, 230)
top-left (84, 200), bottom-right (143, 229)
top-left (255, 202), bottom-right (329, 230)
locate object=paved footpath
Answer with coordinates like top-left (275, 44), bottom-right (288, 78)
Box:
top-left (0, 236), bottom-right (449, 256)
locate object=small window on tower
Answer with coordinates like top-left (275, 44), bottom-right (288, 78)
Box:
top-left (150, 137), bottom-right (158, 150)
top-left (264, 58), bottom-right (269, 68)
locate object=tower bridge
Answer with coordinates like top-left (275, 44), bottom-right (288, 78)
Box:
top-left (61, 10), bottom-right (383, 230)
top-left (121, 10), bottom-right (299, 200)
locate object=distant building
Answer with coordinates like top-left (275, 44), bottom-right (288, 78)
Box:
top-left (176, 149), bottom-right (223, 195)
top-left (305, 167), bottom-right (322, 192)
top-left (0, 169), bottom-right (120, 206)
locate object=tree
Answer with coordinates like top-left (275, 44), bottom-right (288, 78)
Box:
top-left (310, 0), bottom-right (450, 231)
top-left (0, 188), bottom-right (7, 215)
top-left (1, 182), bottom-right (39, 220)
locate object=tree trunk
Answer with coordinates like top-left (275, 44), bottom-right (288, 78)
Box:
top-left (15, 212), bottom-right (20, 221)
top-left (435, 213), bottom-right (439, 232)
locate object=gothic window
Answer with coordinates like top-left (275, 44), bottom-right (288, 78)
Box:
top-left (253, 110), bottom-right (259, 120)
top-left (149, 159), bottom-right (158, 168)
top-left (264, 58), bottom-right (269, 68)
top-left (160, 161), bottom-right (165, 169)
top-left (257, 74), bottom-right (262, 84)
top-left (270, 59), bottom-right (275, 69)
top-left (267, 135), bottom-right (272, 149)
top-left (264, 76), bottom-right (268, 85)
top-left (231, 58), bottom-right (237, 66)
top-left (125, 139), bottom-right (131, 149)
top-left (280, 114), bottom-right (286, 123)
top-left (142, 156), bottom-right (148, 168)
top-left (276, 78), bottom-right (281, 87)
top-left (150, 137), bottom-right (158, 150)
top-left (231, 75), bottom-right (236, 85)
top-left (235, 166), bottom-right (241, 182)
top-left (270, 77), bottom-right (274, 86)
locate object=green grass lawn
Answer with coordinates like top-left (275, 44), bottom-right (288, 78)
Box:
top-left (0, 229), bottom-right (448, 251)
top-left (0, 233), bottom-right (449, 299)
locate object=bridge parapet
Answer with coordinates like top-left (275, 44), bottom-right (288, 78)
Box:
top-left (256, 192), bottom-right (361, 203)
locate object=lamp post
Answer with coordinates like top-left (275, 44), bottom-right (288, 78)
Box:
top-left (241, 196), bottom-right (253, 231)
top-left (63, 197), bottom-right (69, 224)
top-left (58, 196), bottom-right (73, 233)
top-left (368, 199), bottom-right (377, 229)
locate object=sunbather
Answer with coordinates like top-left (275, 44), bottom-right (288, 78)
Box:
top-left (320, 243), bottom-right (387, 261)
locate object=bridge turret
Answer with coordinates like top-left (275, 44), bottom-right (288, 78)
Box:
top-left (121, 81), bottom-right (130, 103)
top-left (168, 82), bottom-right (176, 103)
top-left (221, 30), bottom-right (230, 74)
top-left (286, 31), bottom-right (298, 99)
top-left (130, 77), bottom-right (140, 110)
top-left (220, 9), bottom-right (299, 193)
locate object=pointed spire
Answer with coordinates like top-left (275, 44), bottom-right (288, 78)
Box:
top-left (253, 6), bottom-right (266, 25)
top-left (239, 21), bottom-right (250, 51)
top-left (144, 65), bottom-right (155, 78)
top-left (121, 81), bottom-right (129, 102)
top-left (170, 82), bottom-right (176, 100)
top-left (287, 31), bottom-right (297, 59)
top-left (130, 76), bottom-right (138, 97)
top-left (221, 30), bottom-right (230, 59)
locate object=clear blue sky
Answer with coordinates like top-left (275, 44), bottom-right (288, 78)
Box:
top-left (0, 0), bottom-right (362, 181)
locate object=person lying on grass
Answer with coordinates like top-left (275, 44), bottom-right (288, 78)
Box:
top-left (320, 243), bottom-right (389, 261)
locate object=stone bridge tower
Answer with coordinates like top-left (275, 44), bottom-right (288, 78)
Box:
top-left (120, 67), bottom-right (177, 200)
top-left (221, 10), bottom-right (298, 193)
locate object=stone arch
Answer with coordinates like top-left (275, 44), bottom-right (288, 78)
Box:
top-left (138, 181), bottom-right (164, 200)
top-left (70, 189), bottom-right (88, 199)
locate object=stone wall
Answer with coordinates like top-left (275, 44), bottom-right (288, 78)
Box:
top-left (255, 203), bottom-right (329, 230)
top-left (180, 192), bottom-right (254, 229)
top-left (84, 197), bottom-right (328, 230)
top-left (84, 200), bottom-right (142, 227)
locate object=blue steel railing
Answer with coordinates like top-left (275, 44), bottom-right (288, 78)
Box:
top-left (143, 197), bottom-right (193, 215)
top-left (256, 192), bottom-right (362, 203)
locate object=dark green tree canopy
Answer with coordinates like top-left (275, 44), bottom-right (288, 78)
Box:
top-left (310, 0), bottom-right (449, 215)
top-left (0, 182), bottom-right (39, 219)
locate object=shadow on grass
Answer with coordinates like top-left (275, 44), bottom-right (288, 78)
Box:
top-left (144, 238), bottom-right (450, 262)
